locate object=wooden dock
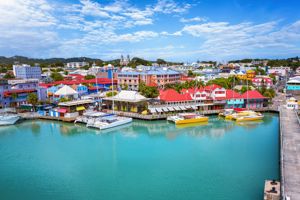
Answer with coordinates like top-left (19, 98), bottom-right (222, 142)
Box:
top-left (280, 107), bottom-right (300, 200)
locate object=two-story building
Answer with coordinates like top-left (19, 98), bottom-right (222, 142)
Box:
top-left (252, 76), bottom-right (273, 88)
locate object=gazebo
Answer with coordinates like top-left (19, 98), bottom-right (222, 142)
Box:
top-left (103, 90), bottom-right (148, 113)
top-left (54, 85), bottom-right (78, 101)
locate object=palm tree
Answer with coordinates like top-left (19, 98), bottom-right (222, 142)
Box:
top-left (27, 93), bottom-right (38, 111)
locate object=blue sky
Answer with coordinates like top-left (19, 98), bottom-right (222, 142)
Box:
top-left (0, 0), bottom-right (300, 61)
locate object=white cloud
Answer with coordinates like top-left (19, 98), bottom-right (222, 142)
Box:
top-left (178, 20), bottom-right (300, 58)
top-left (153, 0), bottom-right (191, 14)
top-left (180, 17), bottom-right (207, 23)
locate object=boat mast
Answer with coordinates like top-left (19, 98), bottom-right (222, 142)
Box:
top-left (112, 72), bottom-right (114, 114)
top-left (247, 78), bottom-right (249, 110)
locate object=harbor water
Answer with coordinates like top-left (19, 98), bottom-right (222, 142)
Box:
top-left (0, 114), bottom-right (279, 200)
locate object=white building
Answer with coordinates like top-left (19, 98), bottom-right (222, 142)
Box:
top-left (13, 64), bottom-right (41, 79)
top-left (66, 62), bottom-right (89, 68)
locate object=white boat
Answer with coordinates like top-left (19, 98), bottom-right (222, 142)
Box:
top-left (0, 114), bottom-right (20, 125)
top-left (87, 115), bottom-right (132, 130)
top-left (74, 111), bottom-right (107, 124)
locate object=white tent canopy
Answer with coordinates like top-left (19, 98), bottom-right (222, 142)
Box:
top-left (54, 85), bottom-right (78, 96)
top-left (104, 90), bottom-right (147, 102)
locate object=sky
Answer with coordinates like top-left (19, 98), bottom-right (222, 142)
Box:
top-left (0, 0), bottom-right (300, 62)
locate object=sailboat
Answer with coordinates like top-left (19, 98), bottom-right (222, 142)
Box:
top-left (87, 75), bottom-right (133, 130)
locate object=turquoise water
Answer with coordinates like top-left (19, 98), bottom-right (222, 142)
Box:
top-left (0, 114), bottom-right (279, 200)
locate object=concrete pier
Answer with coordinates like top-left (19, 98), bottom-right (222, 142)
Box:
top-left (280, 107), bottom-right (300, 199)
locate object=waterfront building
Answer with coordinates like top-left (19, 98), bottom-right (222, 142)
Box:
top-left (224, 90), bottom-right (244, 108)
top-left (117, 66), bottom-right (181, 91)
top-left (0, 78), bottom-right (47, 107)
top-left (66, 62), bottom-right (89, 68)
top-left (13, 64), bottom-right (41, 79)
top-left (57, 99), bottom-right (94, 118)
top-left (239, 90), bottom-right (266, 109)
top-left (103, 90), bottom-right (148, 113)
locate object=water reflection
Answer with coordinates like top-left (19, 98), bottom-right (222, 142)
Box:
top-left (0, 113), bottom-right (278, 140)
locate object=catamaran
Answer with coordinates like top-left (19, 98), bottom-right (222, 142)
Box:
top-left (0, 113), bottom-right (20, 125)
top-left (167, 113), bottom-right (208, 125)
top-left (84, 77), bottom-right (133, 130)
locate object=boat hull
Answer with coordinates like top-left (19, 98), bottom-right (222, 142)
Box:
top-left (234, 115), bottom-right (264, 122)
top-left (0, 115), bottom-right (20, 125)
top-left (99, 118), bottom-right (133, 130)
top-left (175, 117), bottom-right (209, 125)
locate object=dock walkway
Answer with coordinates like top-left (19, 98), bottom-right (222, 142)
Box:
top-left (280, 107), bottom-right (300, 199)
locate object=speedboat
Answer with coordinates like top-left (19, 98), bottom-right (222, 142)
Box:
top-left (232, 112), bottom-right (264, 122)
top-left (0, 113), bottom-right (20, 125)
top-left (167, 113), bottom-right (208, 125)
top-left (87, 115), bottom-right (132, 130)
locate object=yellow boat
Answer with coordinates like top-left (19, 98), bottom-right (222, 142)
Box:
top-left (233, 112), bottom-right (264, 122)
top-left (167, 113), bottom-right (209, 125)
top-left (220, 109), bottom-right (259, 120)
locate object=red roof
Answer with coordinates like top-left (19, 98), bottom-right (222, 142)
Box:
top-left (68, 74), bottom-right (84, 80)
top-left (225, 89), bottom-right (241, 99)
top-left (203, 84), bottom-right (222, 91)
top-left (159, 89), bottom-right (193, 102)
top-left (240, 90), bottom-right (266, 99)
top-left (4, 89), bottom-right (36, 97)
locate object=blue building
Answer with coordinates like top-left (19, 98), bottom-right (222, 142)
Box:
top-left (13, 64), bottom-right (41, 79)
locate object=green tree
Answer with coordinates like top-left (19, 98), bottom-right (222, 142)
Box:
top-left (84, 74), bottom-right (96, 80)
top-left (27, 93), bottom-right (38, 111)
top-left (3, 73), bottom-right (15, 79)
top-left (138, 82), bottom-right (159, 98)
top-left (59, 97), bottom-right (69, 102)
top-left (121, 84), bottom-right (128, 90)
top-left (106, 91), bottom-right (117, 97)
top-left (50, 72), bottom-right (64, 81)
top-left (187, 70), bottom-right (194, 77)
top-left (11, 93), bottom-right (18, 99)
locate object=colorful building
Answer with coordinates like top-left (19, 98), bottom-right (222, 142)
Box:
top-left (252, 76), bottom-right (273, 88)
top-left (239, 90), bottom-right (266, 109)
top-left (117, 67), bottom-right (181, 91)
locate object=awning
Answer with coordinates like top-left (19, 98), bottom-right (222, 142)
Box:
top-left (58, 108), bottom-right (67, 113)
top-left (162, 107), bottom-right (169, 112)
top-left (174, 106), bottom-right (181, 111)
top-left (76, 106), bottom-right (85, 111)
top-left (148, 108), bottom-right (157, 113)
top-left (185, 106), bottom-right (191, 109)
top-left (167, 107), bottom-right (174, 111)
top-left (179, 106), bottom-right (186, 110)
top-left (155, 108), bottom-right (163, 112)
